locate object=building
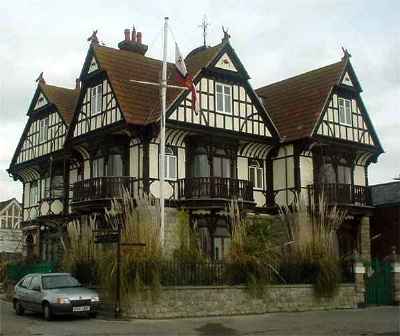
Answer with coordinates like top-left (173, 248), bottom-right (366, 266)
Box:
top-left (7, 27), bottom-right (383, 261)
top-left (0, 198), bottom-right (23, 255)
top-left (369, 181), bottom-right (400, 259)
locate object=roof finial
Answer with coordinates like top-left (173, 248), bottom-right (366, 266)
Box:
top-left (222, 26), bottom-right (230, 43)
top-left (87, 30), bottom-right (99, 45)
top-left (341, 47), bottom-right (352, 59)
top-left (198, 15), bottom-right (210, 47)
top-left (35, 72), bottom-right (45, 84)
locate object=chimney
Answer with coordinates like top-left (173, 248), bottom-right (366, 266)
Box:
top-left (118, 26), bottom-right (148, 56)
top-left (124, 28), bottom-right (130, 41)
top-left (75, 78), bottom-right (81, 90)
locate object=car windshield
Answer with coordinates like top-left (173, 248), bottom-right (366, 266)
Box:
top-left (42, 275), bottom-right (81, 289)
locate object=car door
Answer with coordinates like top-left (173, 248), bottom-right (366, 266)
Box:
top-left (16, 276), bottom-right (32, 310)
top-left (27, 275), bottom-right (44, 313)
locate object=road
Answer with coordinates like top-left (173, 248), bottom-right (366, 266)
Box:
top-left (0, 300), bottom-right (399, 335)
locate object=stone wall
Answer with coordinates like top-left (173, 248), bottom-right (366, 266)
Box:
top-left (125, 284), bottom-right (357, 319)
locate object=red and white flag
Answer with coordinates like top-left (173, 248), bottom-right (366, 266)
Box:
top-left (175, 43), bottom-right (200, 114)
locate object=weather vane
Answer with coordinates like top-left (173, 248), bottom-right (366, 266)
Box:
top-left (198, 15), bottom-right (210, 47)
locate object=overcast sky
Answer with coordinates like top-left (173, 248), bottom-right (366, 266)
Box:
top-left (0, 0), bottom-right (399, 201)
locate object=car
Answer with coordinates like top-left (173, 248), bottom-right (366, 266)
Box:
top-left (13, 273), bottom-right (100, 320)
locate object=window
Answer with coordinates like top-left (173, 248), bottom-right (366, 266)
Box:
top-left (20, 276), bottom-right (32, 289)
top-left (39, 118), bottom-right (49, 143)
top-left (107, 154), bottom-right (124, 177)
top-left (338, 98), bottom-right (352, 126)
top-left (249, 159), bottom-right (264, 189)
top-left (30, 181), bottom-right (38, 206)
top-left (92, 157), bottom-right (104, 178)
top-left (29, 276), bottom-right (41, 291)
top-left (213, 156), bottom-right (231, 178)
top-left (161, 147), bottom-right (177, 180)
top-left (40, 176), bottom-right (50, 199)
top-left (215, 83), bottom-right (232, 114)
top-left (91, 84), bottom-right (103, 116)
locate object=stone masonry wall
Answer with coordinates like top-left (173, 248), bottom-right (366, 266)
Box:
top-left (125, 284), bottom-right (357, 319)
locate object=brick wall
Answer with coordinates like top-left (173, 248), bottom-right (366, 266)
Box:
top-left (125, 284), bottom-right (357, 319)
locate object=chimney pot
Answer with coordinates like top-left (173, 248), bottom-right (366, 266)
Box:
top-left (124, 28), bottom-right (130, 41)
top-left (75, 78), bottom-right (80, 89)
top-left (137, 32), bottom-right (142, 44)
top-left (131, 26), bottom-right (136, 42)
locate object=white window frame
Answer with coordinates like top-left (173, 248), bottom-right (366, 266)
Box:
top-left (215, 83), bottom-right (232, 114)
top-left (161, 147), bottom-right (177, 181)
top-left (91, 84), bottom-right (103, 116)
top-left (248, 159), bottom-right (264, 190)
top-left (39, 118), bottom-right (48, 144)
top-left (338, 98), bottom-right (352, 126)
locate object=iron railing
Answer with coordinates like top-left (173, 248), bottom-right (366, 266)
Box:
top-left (308, 183), bottom-right (370, 206)
top-left (72, 177), bottom-right (137, 203)
top-left (177, 177), bottom-right (254, 202)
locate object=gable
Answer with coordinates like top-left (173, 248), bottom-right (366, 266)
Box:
top-left (168, 76), bottom-right (273, 137)
top-left (214, 53), bottom-right (238, 72)
top-left (72, 78), bottom-right (122, 138)
top-left (16, 109), bottom-right (66, 164)
top-left (315, 93), bottom-right (377, 147)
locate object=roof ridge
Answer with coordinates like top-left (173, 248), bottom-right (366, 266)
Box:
top-left (257, 59), bottom-right (344, 92)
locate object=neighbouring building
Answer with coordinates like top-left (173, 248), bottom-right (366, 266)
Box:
top-left (7, 27), bottom-right (383, 262)
top-left (0, 198), bottom-right (23, 256)
top-left (369, 181), bottom-right (400, 259)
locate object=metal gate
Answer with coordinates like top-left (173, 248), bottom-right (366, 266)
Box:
top-left (366, 259), bottom-right (393, 305)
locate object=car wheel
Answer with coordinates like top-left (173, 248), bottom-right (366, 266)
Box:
top-left (89, 312), bottom-right (97, 318)
top-left (43, 303), bottom-right (52, 321)
top-left (15, 300), bottom-right (24, 316)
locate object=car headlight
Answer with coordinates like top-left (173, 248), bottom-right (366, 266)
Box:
top-left (91, 296), bottom-right (99, 302)
top-left (56, 297), bottom-right (71, 304)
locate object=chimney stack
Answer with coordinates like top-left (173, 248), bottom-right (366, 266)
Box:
top-left (124, 28), bottom-right (130, 41)
top-left (118, 26), bottom-right (148, 56)
top-left (75, 78), bottom-right (81, 90)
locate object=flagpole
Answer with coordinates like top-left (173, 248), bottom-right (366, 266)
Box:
top-left (160, 17), bottom-right (168, 248)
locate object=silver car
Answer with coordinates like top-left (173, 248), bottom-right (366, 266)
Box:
top-left (13, 273), bottom-right (100, 320)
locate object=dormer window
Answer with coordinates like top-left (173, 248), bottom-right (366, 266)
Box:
top-left (39, 118), bottom-right (48, 144)
top-left (338, 98), bottom-right (352, 126)
top-left (216, 83), bottom-right (232, 114)
top-left (91, 84), bottom-right (103, 116)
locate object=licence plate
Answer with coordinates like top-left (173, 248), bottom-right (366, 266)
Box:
top-left (73, 306), bottom-right (90, 312)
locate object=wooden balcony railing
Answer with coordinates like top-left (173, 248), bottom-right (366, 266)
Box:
top-left (308, 183), bottom-right (370, 206)
top-left (72, 177), bottom-right (137, 203)
top-left (177, 177), bottom-right (254, 202)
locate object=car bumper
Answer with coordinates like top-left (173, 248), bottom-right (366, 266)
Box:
top-left (50, 302), bottom-right (100, 315)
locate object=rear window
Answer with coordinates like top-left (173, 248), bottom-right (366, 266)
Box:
top-left (42, 275), bottom-right (81, 289)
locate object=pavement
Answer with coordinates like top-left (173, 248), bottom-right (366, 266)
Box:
top-left (0, 299), bottom-right (399, 336)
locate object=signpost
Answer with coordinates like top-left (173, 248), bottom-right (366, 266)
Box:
top-left (94, 226), bottom-right (145, 318)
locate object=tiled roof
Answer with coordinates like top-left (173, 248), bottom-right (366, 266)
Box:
top-left (256, 59), bottom-right (347, 142)
top-left (40, 83), bottom-right (80, 125)
top-left (93, 43), bottom-right (223, 125)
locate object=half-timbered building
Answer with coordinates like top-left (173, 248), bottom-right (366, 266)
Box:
top-left (8, 28), bottom-right (383, 262)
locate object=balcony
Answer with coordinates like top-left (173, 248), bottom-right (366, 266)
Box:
top-left (308, 183), bottom-right (370, 207)
top-left (72, 177), bottom-right (137, 211)
top-left (177, 177), bottom-right (255, 208)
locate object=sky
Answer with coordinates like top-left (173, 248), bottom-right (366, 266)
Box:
top-left (0, 0), bottom-right (399, 201)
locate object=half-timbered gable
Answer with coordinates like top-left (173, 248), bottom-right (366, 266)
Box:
top-left (12, 83), bottom-right (78, 165)
top-left (168, 42), bottom-right (277, 139)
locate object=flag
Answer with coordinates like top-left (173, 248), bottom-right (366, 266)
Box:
top-left (175, 43), bottom-right (200, 114)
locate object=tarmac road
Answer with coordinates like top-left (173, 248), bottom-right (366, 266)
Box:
top-left (0, 300), bottom-right (399, 336)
